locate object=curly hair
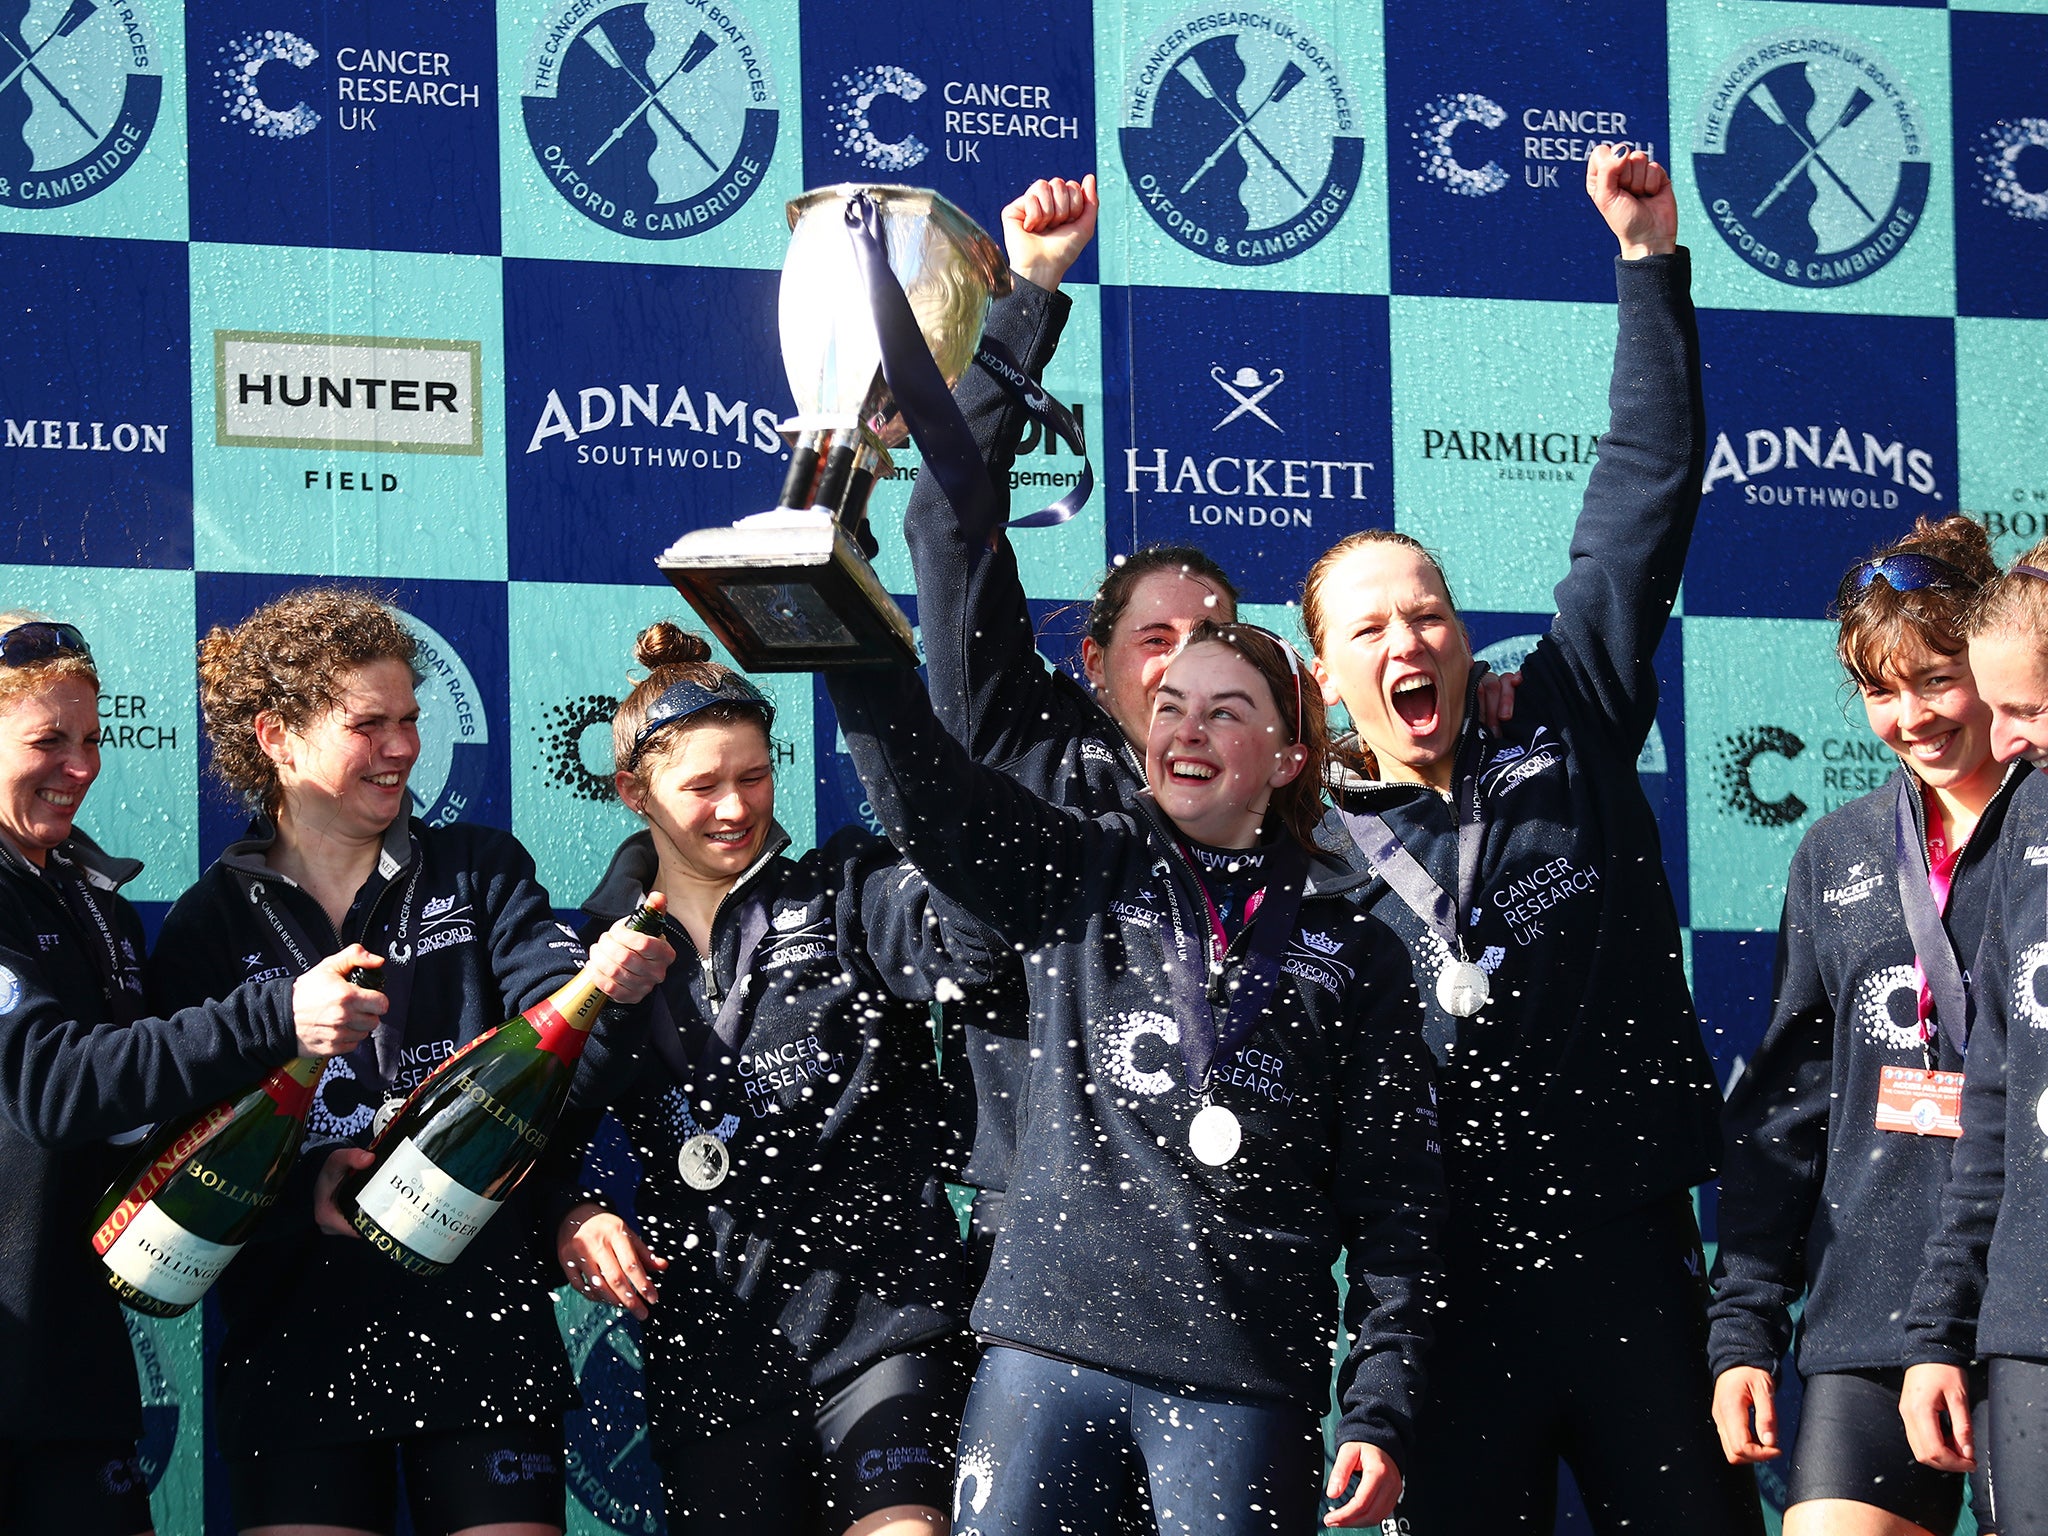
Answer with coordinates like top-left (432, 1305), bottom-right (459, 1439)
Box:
top-left (196, 587), bottom-right (417, 813)
top-left (1833, 515), bottom-right (1998, 689)
top-left (0, 610), bottom-right (98, 712)
top-left (1175, 620), bottom-right (1328, 849)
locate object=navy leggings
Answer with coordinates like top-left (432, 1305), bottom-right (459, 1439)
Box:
top-left (952, 1345), bottom-right (1321, 1536)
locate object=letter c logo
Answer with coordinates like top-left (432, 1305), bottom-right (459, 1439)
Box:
top-left (830, 64), bottom-right (927, 172)
top-left (1717, 725), bottom-right (1808, 828)
top-left (220, 31), bottom-right (322, 140)
top-left (1416, 92), bottom-right (1508, 197)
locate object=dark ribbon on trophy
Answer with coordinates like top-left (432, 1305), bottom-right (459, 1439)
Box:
top-left (971, 336), bottom-right (1094, 529)
top-left (843, 193), bottom-right (1092, 564)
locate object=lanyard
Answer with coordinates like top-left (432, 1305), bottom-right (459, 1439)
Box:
top-left (44, 853), bottom-right (138, 1026)
top-left (1893, 775), bottom-right (1970, 1068)
top-left (1152, 833), bottom-right (1309, 1094)
top-left (1336, 730), bottom-right (1487, 967)
top-left (242, 848), bottom-right (425, 1092)
top-left (649, 894), bottom-right (772, 1111)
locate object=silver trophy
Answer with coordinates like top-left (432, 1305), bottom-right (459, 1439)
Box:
top-left (658, 185), bottom-right (1011, 670)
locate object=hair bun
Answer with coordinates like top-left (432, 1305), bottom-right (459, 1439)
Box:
top-left (635, 621), bottom-right (712, 670)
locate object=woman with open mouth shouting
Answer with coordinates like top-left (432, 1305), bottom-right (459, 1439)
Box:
top-left (540, 621), bottom-right (1005, 1536)
top-left (1710, 515), bottom-right (2017, 1536)
top-left (826, 619), bottom-right (1443, 1533)
top-left (148, 586), bottom-right (672, 1536)
top-left (1298, 144), bottom-right (1757, 1533)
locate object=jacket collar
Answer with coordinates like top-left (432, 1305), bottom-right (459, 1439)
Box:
top-left (582, 823), bottom-right (793, 923)
top-left (0, 825), bottom-right (142, 890)
top-left (1130, 792), bottom-right (1370, 901)
top-left (219, 812), bottom-right (417, 887)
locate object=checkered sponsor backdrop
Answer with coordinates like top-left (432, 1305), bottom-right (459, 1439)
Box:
top-left (1, 0), bottom-right (2041, 1528)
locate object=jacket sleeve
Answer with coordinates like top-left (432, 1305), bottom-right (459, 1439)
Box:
top-left (1904, 872), bottom-right (2012, 1366)
top-left (0, 935), bottom-right (299, 1149)
top-left (1707, 847), bottom-right (1831, 1377)
top-left (1332, 917), bottom-right (1445, 1470)
top-left (477, 828), bottom-right (588, 1018)
top-left (826, 664), bottom-right (1109, 953)
top-left (901, 276), bottom-right (1094, 769)
top-left (845, 833), bottom-right (1007, 1003)
top-left (1534, 250), bottom-right (1704, 756)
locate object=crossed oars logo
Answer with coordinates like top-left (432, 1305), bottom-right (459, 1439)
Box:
top-left (1746, 79), bottom-right (1877, 223)
top-left (0, 0), bottom-right (104, 143)
top-left (1174, 55), bottom-right (1308, 199)
top-left (581, 23), bottom-right (719, 171)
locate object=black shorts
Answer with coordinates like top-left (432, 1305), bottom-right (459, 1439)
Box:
top-left (658, 1341), bottom-right (973, 1535)
top-left (227, 1419), bottom-right (566, 1536)
top-left (1788, 1368), bottom-right (1990, 1532)
top-left (0, 1439), bottom-right (154, 1536)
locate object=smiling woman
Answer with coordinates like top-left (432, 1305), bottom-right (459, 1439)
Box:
top-left (534, 621), bottom-right (999, 1536)
top-left (145, 586), bottom-right (672, 1536)
top-left (0, 612), bottom-right (386, 1536)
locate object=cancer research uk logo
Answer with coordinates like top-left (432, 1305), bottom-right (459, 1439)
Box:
top-left (1692, 32), bottom-right (1930, 289)
top-left (1119, 8), bottom-right (1362, 266)
top-left (1977, 119), bottom-right (2048, 226)
top-left (521, 0), bottom-right (777, 241)
top-left (1414, 95), bottom-right (1648, 199)
top-left (0, 0), bottom-right (162, 209)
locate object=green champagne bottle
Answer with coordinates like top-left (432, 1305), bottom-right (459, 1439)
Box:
top-left (90, 967), bottom-right (380, 1318)
top-left (339, 903), bottom-right (663, 1276)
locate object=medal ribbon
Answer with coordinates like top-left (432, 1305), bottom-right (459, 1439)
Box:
top-left (1893, 775), bottom-right (1971, 1067)
top-left (1154, 833), bottom-right (1309, 1093)
top-left (1336, 724), bottom-right (1489, 980)
top-left (44, 852), bottom-right (139, 1026)
top-left (240, 839), bottom-right (426, 1093)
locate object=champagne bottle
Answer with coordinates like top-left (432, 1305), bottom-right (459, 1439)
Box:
top-left (340, 903), bottom-right (663, 1276)
top-left (90, 966), bottom-right (380, 1318)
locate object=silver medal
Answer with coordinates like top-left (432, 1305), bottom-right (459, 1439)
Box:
top-left (678, 1132), bottom-right (731, 1191)
top-left (1436, 958), bottom-right (1491, 1019)
top-left (1188, 1103), bottom-right (1243, 1167)
top-left (371, 1096), bottom-right (406, 1139)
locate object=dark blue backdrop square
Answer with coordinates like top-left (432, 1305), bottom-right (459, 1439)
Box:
top-left (1952, 10), bottom-right (2048, 321)
top-left (1385, 0), bottom-right (1669, 302)
top-left (1101, 284), bottom-right (1392, 604)
top-left (0, 232), bottom-right (191, 568)
top-left (1686, 308), bottom-right (1956, 620)
top-left (797, 0), bottom-right (1099, 284)
top-left (503, 257), bottom-right (792, 585)
top-left (186, 0), bottom-right (501, 254)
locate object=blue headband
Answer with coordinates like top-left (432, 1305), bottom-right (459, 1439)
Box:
top-left (627, 674), bottom-right (774, 767)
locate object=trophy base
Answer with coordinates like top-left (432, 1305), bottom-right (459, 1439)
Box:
top-left (657, 511), bottom-right (919, 672)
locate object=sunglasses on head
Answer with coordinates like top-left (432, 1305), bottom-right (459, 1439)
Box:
top-left (1836, 552), bottom-right (1974, 610)
top-left (0, 622), bottom-right (91, 668)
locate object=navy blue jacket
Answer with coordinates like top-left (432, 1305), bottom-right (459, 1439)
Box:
top-left (1324, 251), bottom-right (1721, 1237)
top-left (544, 825), bottom-right (997, 1450)
top-left (1906, 771), bottom-right (2048, 1367)
top-left (827, 663), bottom-right (1445, 1468)
top-left (901, 271), bottom-right (1097, 1199)
top-left (1710, 765), bottom-right (2028, 1379)
top-left (0, 829), bottom-right (300, 1441)
top-left (148, 816), bottom-right (585, 1450)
